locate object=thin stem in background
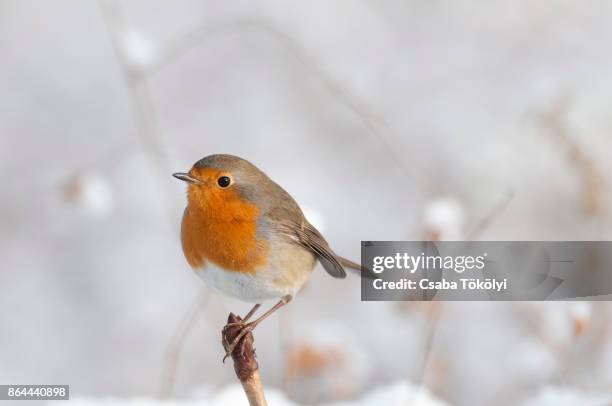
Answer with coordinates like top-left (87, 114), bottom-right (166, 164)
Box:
top-left (97, 0), bottom-right (180, 226)
top-left (159, 288), bottom-right (210, 398)
top-left (145, 17), bottom-right (431, 197)
top-left (466, 190), bottom-right (514, 240)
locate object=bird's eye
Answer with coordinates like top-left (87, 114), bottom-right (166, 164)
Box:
top-left (217, 176), bottom-right (231, 188)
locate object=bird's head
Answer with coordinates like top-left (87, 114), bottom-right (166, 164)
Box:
top-left (173, 154), bottom-right (266, 221)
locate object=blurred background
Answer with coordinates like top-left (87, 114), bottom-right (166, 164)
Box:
top-left (1, 1), bottom-right (612, 405)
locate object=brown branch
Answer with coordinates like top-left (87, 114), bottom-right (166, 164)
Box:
top-left (222, 313), bottom-right (267, 406)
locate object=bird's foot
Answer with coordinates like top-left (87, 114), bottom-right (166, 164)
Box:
top-left (222, 320), bottom-right (254, 363)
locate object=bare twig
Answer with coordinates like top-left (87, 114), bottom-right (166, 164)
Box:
top-left (412, 304), bottom-right (443, 389)
top-left (223, 313), bottom-right (267, 406)
top-left (97, 0), bottom-right (180, 224)
top-left (466, 190), bottom-right (514, 240)
top-left (537, 97), bottom-right (607, 219)
top-left (159, 289), bottom-right (210, 398)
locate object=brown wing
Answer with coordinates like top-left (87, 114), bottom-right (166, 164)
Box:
top-left (277, 219), bottom-right (347, 279)
top-left (260, 181), bottom-right (352, 279)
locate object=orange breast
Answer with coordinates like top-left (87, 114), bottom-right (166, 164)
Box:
top-left (180, 186), bottom-right (268, 274)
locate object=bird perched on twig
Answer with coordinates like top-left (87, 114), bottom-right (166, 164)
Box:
top-left (173, 154), bottom-right (370, 360)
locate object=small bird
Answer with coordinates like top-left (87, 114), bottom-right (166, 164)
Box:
top-left (173, 154), bottom-right (368, 358)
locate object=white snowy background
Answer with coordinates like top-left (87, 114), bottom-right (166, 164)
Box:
top-left (1, 1), bottom-right (612, 405)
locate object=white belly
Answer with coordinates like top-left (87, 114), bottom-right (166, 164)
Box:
top-left (194, 265), bottom-right (286, 303)
top-left (193, 241), bottom-right (316, 303)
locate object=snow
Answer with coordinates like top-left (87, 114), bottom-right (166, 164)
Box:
top-left (523, 386), bottom-right (612, 406)
top-left (58, 381), bottom-right (449, 406)
top-left (63, 170), bottom-right (114, 217)
top-left (423, 198), bottom-right (465, 240)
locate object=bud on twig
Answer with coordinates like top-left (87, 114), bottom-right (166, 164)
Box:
top-left (222, 313), bottom-right (267, 406)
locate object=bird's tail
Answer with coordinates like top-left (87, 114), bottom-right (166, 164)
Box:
top-left (338, 256), bottom-right (377, 279)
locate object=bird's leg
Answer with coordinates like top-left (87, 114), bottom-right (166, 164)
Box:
top-left (222, 303), bottom-right (261, 334)
top-left (247, 295), bottom-right (292, 329)
top-left (222, 295), bottom-right (292, 362)
top-left (242, 303), bottom-right (261, 323)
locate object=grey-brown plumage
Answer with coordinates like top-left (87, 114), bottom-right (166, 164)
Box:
top-left (192, 154), bottom-right (371, 280)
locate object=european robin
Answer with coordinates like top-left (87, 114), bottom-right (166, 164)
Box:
top-left (173, 154), bottom-right (368, 359)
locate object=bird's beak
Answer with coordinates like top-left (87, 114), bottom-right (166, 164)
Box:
top-left (172, 172), bottom-right (202, 184)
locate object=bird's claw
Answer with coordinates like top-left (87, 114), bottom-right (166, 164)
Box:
top-left (222, 321), bottom-right (245, 334)
top-left (222, 323), bottom-right (254, 362)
